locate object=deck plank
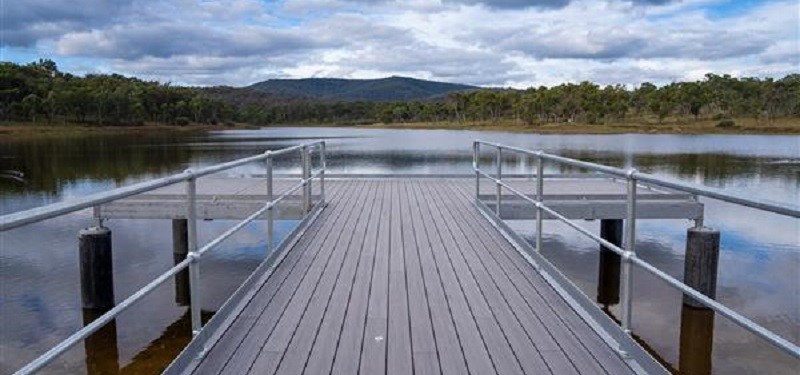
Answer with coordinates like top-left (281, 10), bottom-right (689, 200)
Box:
top-left (410, 181), bottom-right (497, 375)
top-left (398, 181), bottom-right (441, 375)
top-left (440, 179), bottom-right (581, 374)
top-left (330, 179), bottom-right (391, 375)
top-left (214, 180), bottom-right (368, 375)
top-left (190, 180), bottom-right (355, 375)
top-left (450, 180), bottom-right (634, 374)
top-left (302, 181), bottom-right (380, 375)
top-left (417, 181), bottom-right (525, 375)
top-left (274, 181), bottom-right (380, 375)
top-left (426, 180), bottom-right (554, 375)
top-left (358, 178), bottom-right (394, 375)
top-left (405, 182), bottom-right (468, 375)
top-left (387, 181), bottom-right (414, 375)
top-left (249, 180), bottom-right (373, 374)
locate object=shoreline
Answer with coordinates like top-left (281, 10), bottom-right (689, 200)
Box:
top-left (0, 122), bottom-right (259, 140)
top-left (2, 118), bottom-right (799, 139)
top-left (354, 118), bottom-right (800, 135)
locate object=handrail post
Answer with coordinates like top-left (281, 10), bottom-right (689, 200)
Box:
top-left (320, 142), bottom-right (326, 204)
top-left (535, 152), bottom-right (544, 252)
top-left (92, 205), bottom-right (103, 228)
top-left (302, 145), bottom-right (311, 213)
top-left (496, 146), bottom-right (502, 216)
top-left (693, 194), bottom-right (704, 228)
top-left (621, 170), bottom-right (638, 333)
top-left (473, 141), bottom-right (480, 202)
top-left (265, 152), bottom-right (273, 253)
top-left (185, 171), bottom-right (202, 336)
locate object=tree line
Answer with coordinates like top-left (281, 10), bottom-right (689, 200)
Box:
top-left (248, 74), bottom-right (799, 125)
top-left (2, 59), bottom-right (798, 127)
top-left (0, 59), bottom-right (238, 126)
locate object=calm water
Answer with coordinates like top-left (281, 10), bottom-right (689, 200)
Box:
top-left (0, 127), bottom-right (798, 374)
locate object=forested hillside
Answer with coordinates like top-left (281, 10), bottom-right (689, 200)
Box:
top-left (2, 60), bottom-right (798, 128)
top-left (232, 74), bottom-right (800, 126)
top-left (248, 76), bottom-right (477, 101)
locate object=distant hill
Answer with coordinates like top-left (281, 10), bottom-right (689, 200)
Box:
top-left (247, 76), bottom-right (478, 102)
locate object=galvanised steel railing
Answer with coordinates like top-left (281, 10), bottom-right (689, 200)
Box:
top-left (4, 141), bottom-right (326, 375)
top-left (472, 140), bottom-right (800, 360)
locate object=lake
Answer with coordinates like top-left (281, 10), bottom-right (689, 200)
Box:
top-left (1, 127), bottom-right (798, 374)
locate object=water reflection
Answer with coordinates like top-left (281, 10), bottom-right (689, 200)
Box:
top-left (116, 310), bottom-right (213, 375)
top-left (83, 309), bottom-right (119, 375)
top-left (1, 128), bottom-right (798, 375)
top-left (81, 307), bottom-right (216, 375)
top-left (680, 304), bottom-right (715, 375)
top-left (0, 134), bottom-right (194, 195)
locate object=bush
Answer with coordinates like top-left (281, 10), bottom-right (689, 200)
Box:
top-left (175, 117), bottom-right (190, 126)
top-left (716, 119), bottom-right (736, 128)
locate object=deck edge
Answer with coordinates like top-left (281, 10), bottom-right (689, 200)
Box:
top-left (162, 201), bottom-right (328, 375)
top-left (473, 200), bottom-right (669, 375)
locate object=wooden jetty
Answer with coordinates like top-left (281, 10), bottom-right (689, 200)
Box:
top-left (143, 176), bottom-right (691, 375)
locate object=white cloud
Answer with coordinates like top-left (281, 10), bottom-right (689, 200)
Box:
top-left (3, 0), bottom-right (797, 87)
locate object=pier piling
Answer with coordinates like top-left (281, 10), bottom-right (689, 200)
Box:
top-left (173, 218), bottom-right (190, 306)
top-left (78, 226), bottom-right (115, 310)
top-left (597, 219), bottom-right (622, 306)
top-left (683, 227), bottom-right (720, 308)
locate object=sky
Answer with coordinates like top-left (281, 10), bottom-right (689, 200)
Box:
top-left (1, 0), bottom-right (798, 88)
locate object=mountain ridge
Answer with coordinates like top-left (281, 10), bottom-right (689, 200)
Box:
top-left (247, 76), bottom-right (478, 102)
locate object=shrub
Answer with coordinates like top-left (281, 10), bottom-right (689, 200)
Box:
top-left (175, 117), bottom-right (190, 126)
top-left (716, 119), bottom-right (736, 128)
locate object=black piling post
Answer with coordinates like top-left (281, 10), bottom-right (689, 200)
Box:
top-left (682, 227), bottom-right (721, 307)
top-left (597, 219), bottom-right (622, 307)
top-left (79, 226), bottom-right (115, 310)
top-left (173, 218), bottom-right (190, 306)
top-left (679, 226), bottom-right (720, 375)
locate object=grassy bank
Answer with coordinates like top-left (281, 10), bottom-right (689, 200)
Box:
top-left (357, 117), bottom-right (800, 135)
top-left (0, 122), bottom-right (259, 140)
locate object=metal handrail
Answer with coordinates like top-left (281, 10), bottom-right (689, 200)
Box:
top-left (475, 140), bottom-right (800, 219)
top-left (473, 140), bottom-right (800, 360)
top-left (0, 143), bottom-right (321, 232)
top-left (7, 141), bottom-right (326, 375)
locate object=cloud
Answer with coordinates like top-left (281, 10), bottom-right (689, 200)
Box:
top-left (457, 0), bottom-right (793, 62)
top-left (444, 0), bottom-right (571, 9)
top-left (1, 0), bottom-right (135, 46)
top-left (56, 24), bottom-right (329, 60)
top-left (759, 41), bottom-right (800, 65)
top-left (3, 0), bottom-right (797, 87)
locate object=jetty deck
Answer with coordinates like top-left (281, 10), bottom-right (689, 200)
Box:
top-left (164, 178), bottom-right (669, 375)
